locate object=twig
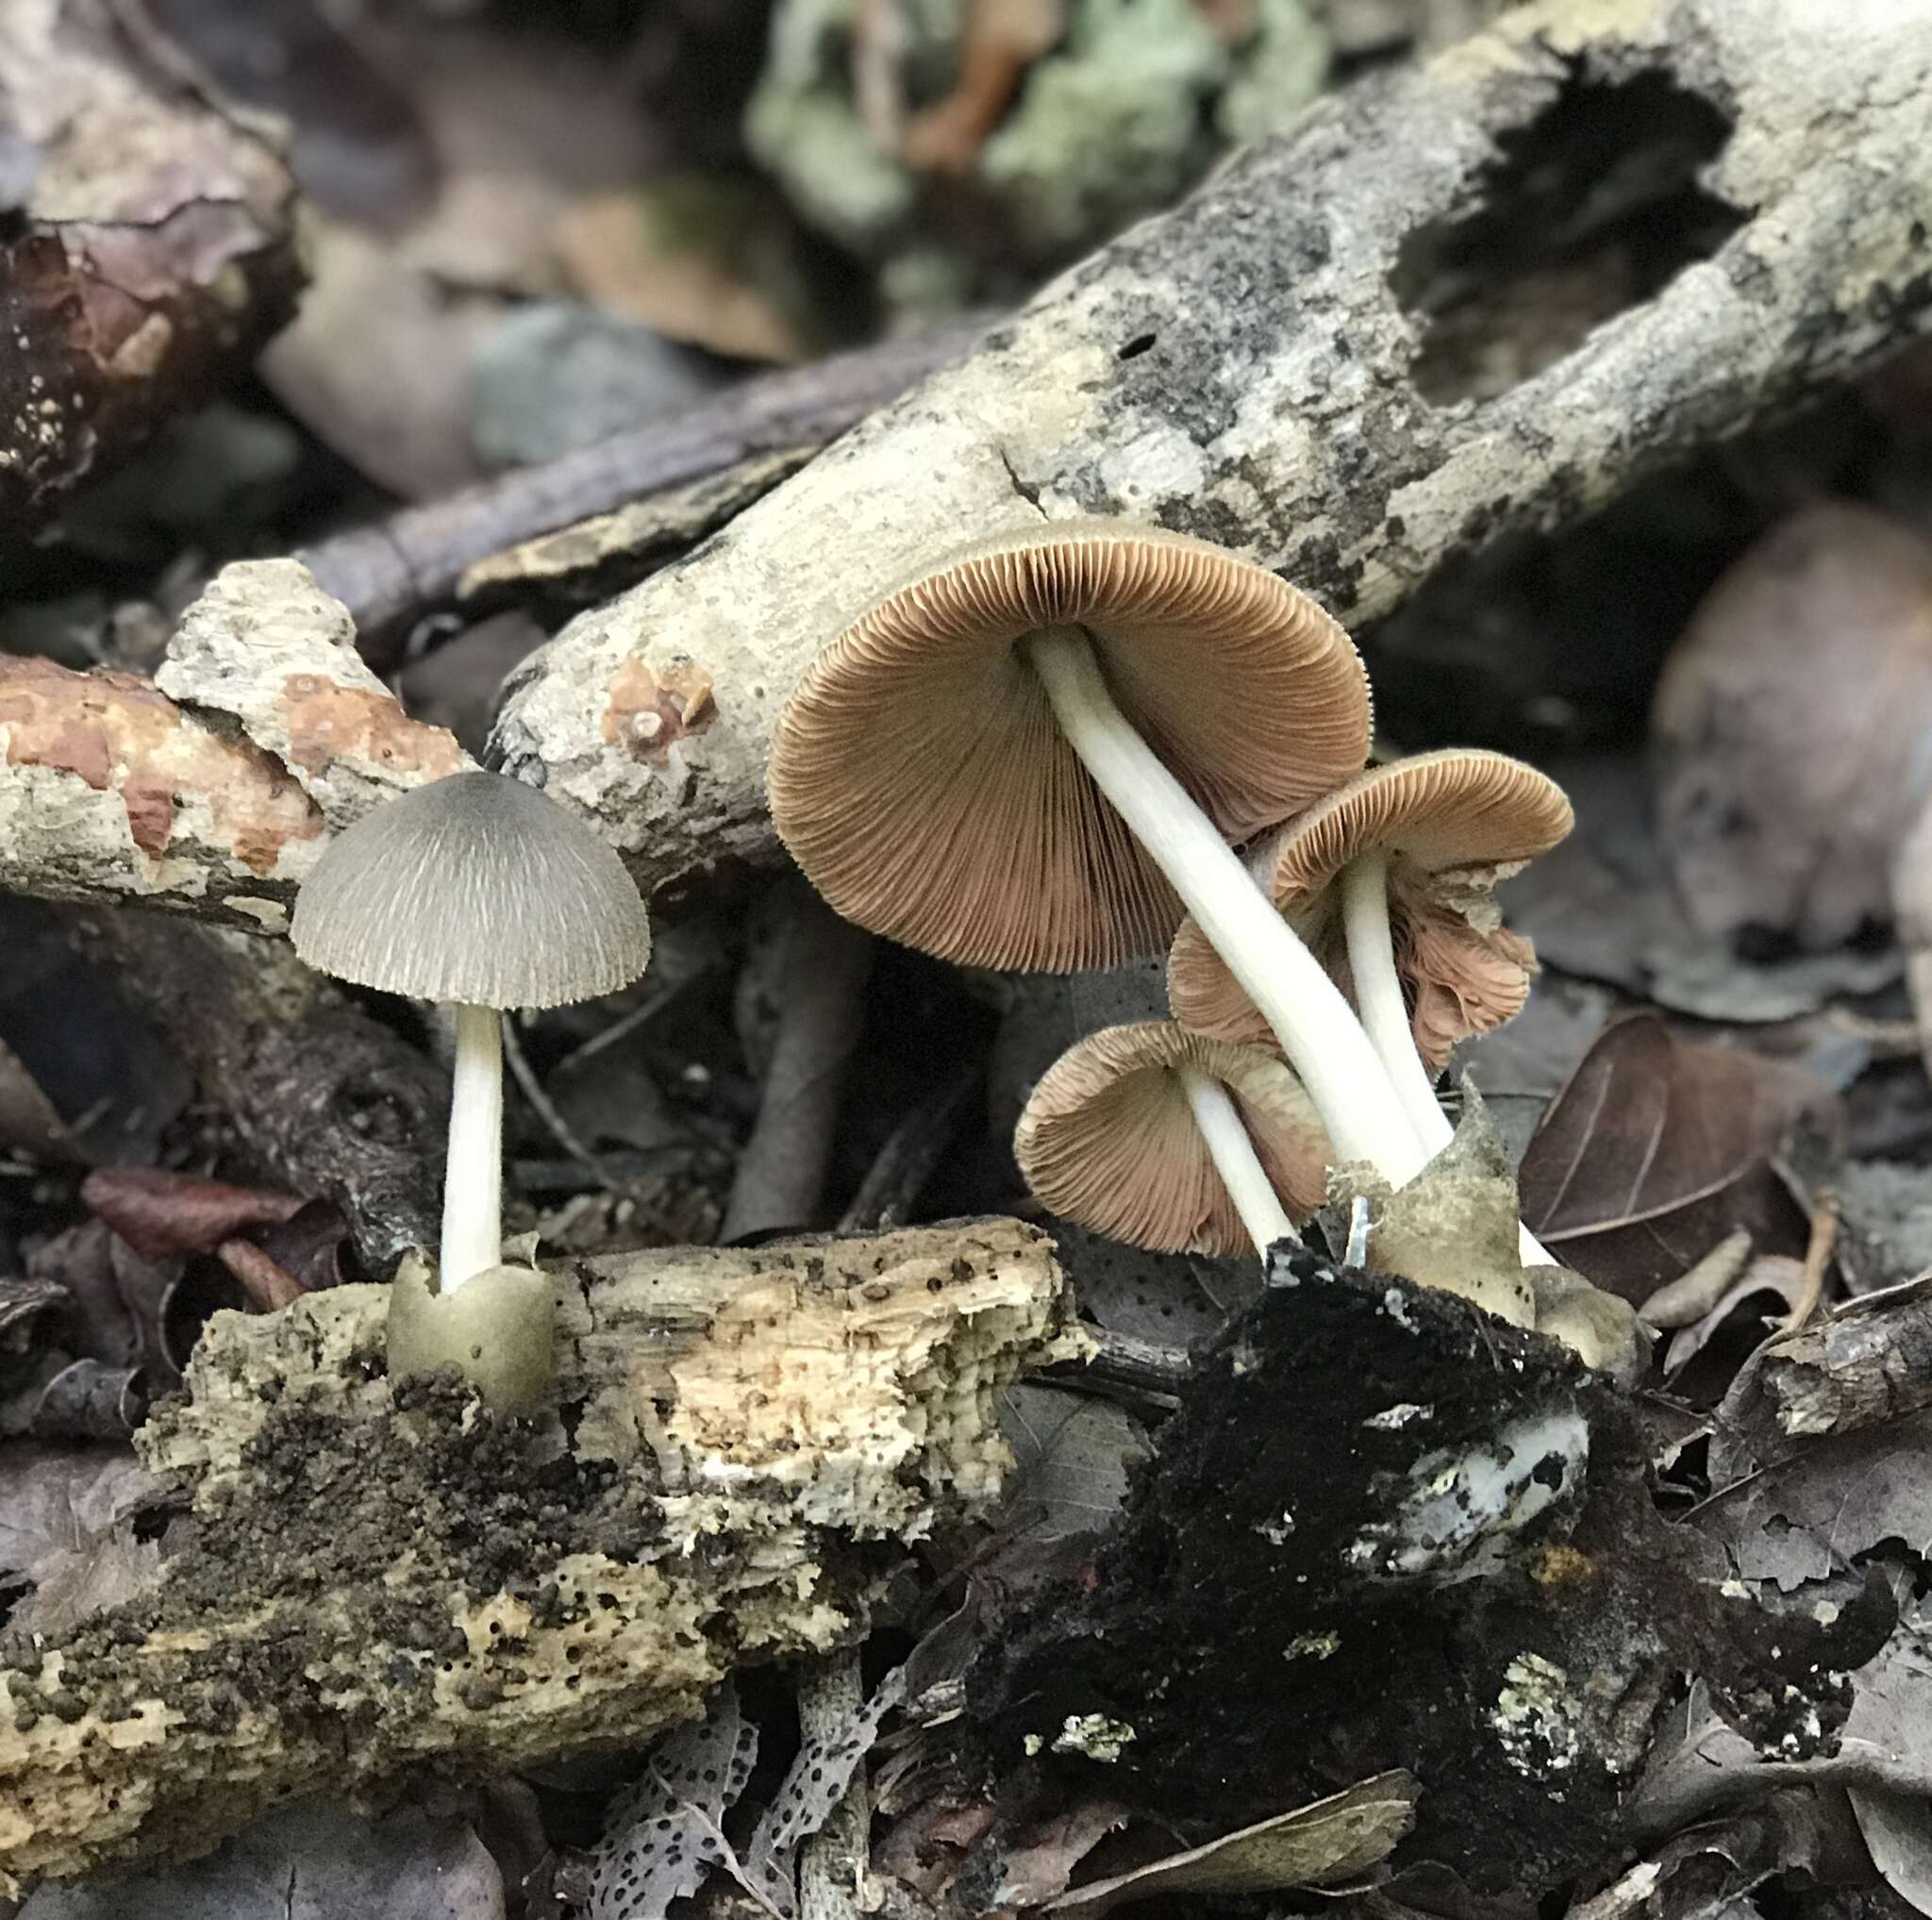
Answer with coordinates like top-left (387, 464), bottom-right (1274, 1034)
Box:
top-left (501, 1014), bottom-right (653, 1211)
top-left (798, 1650), bottom-right (870, 1920)
top-left (723, 880), bottom-right (875, 1244)
top-left (1782, 1190), bottom-right (1841, 1333)
top-left (1040, 1324), bottom-right (1189, 1412)
top-left (297, 319), bottom-right (994, 659)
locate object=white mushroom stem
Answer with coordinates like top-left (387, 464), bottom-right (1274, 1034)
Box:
top-left (1179, 1069), bottom-right (1298, 1260)
top-left (1339, 850), bottom-right (1557, 1268)
top-left (1025, 627), bottom-right (1428, 1184)
top-left (441, 1002), bottom-right (505, 1290)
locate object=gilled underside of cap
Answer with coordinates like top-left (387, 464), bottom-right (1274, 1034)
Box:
top-left (1167, 750), bottom-right (1564, 1061)
top-left (1267, 750), bottom-right (1573, 910)
top-left (1014, 1021), bottom-right (1328, 1257)
top-left (291, 771), bottom-right (652, 1009)
top-left (768, 521), bottom-right (1371, 972)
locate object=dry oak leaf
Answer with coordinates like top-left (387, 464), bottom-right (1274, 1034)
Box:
top-left (1517, 1015), bottom-right (1838, 1299)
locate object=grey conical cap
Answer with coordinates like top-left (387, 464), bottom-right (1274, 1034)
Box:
top-left (291, 771), bottom-right (652, 1009)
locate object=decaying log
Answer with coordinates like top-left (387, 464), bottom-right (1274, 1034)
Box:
top-left (489, 0), bottom-right (1932, 900)
top-left (0, 1218), bottom-right (1078, 1895)
top-left (0, 0), bottom-right (302, 533)
top-left (61, 910), bottom-right (448, 1265)
top-left (0, 560), bottom-right (466, 934)
top-left (296, 320), bottom-right (992, 660)
top-left (966, 1252), bottom-right (1895, 1901)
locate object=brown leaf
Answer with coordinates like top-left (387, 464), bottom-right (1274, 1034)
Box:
top-left (0, 1442), bottom-right (167, 1636)
top-left (1652, 504), bottom-right (1932, 948)
top-left (82, 1166), bottom-right (306, 1261)
top-left (1047, 1772), bottom-right (1420, 1914)
top-left (1518, 1015), bottom-right (1837, 1259)
top-left (1660, 1255), bottom-right (1809, 1378)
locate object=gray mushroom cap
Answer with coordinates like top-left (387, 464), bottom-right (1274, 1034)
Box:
top-left (291, 770), bottom-right (652, 1009)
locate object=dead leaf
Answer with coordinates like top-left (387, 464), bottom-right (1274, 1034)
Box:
top-left (997, 1384), bottom-right (1149, 1544)
top-left (0, 1443), bottom-right (167, 1635)
top-left (1695, 1412), bottom-right (1932, 1592)
top-left (15, 1799), bottom-right (505, 1918)
top-left (26, 1358), bottom-right (148, 1439)
top-left (82, 1166), bottom-right (306, 1261)
top-left (991, 1801), bottom-right (1132, 1909)
top-left (745, 1667), bottom-right (908, 1917)
top-left (143, 0), bottom-right (441, 228)
top-left (1850, 1783), bottom-right (1932, 1915)
top-left (555, 177), bottom-right (822, 365)
top-left (1661, 1256), bottom-right (1810, 1377)
top-left (580, 1681), bottom-right (760, 1920)
top-left (1518, 1015), bottom-right (1838, 1299)
top-left (1501, 756), bottom-right (1901, 1023)
top-left (1653, 504), bottom-right (1932, 949)
top-left (1046, 1771), bottom-right (1420, 1914)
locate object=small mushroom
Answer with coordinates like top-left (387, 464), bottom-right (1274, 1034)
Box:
top-left (770, 520), bottom-right (1428, 1186)
top-left (291, 770), bottom-right (652, 1409)
top-left (1169, 750), bottom-right (1569, 1137)
top-left (1168, 750), bottom-right (1569, 1261)
top-left (1014, 1021), bottom-right (1328, 1260)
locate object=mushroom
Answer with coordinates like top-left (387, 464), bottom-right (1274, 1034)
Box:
top-left (1014, 1021), bottom-right (1328, 1261)
top-left (291, 770), bottom-right (652, 1409)
top-left (769, 520), bottom-right (1428, 1185)
top-left (1169, 749), bottom-right (1571, 1151)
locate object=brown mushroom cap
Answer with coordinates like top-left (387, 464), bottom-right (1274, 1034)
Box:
top-left (291, 770), bottom-right (653, 1010)
top-left (1014, 1021), bottom-right (1330, 1257)
top-left (768, 520), bottom-right (1372, 972)
top-left (1169, 750), bottom-right (1571, 1069)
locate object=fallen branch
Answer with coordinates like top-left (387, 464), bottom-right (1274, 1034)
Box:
top-left (296, 319), bottom-right (993, 660)
top-left (0, 559), bottom-right (466, 933)
top-left (488, 0), bottom-right (1932, 900)
top-left (0, 1218), bottom-right (1078, 1895)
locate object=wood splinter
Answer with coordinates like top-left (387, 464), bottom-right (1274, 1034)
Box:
top-left (0, 1218), bottom-right (1080, 1896)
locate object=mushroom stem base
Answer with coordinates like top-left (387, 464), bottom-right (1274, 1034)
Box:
top-left (1180, 1068), bottom-right (1297, 1260)
top-left (1024, 626), bottom-right (1425, 1184)
top-left (441, 1002), bottom-right (504, 1289)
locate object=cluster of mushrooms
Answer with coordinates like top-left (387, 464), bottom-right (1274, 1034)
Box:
top-left (286, 517), bottom-right (1574, 1414)
top-left (770, 520), bottom-right (1572, 1294)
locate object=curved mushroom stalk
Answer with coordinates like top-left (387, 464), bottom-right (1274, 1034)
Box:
top-left (1179, 1069), bottom-right (1297, 1259)
top-left (1339, 854), bottom-right (1556, 1266)
top-left (1025, 627), bottom-right (1428, 1186)
top-left (442, 1003), bottom-right (506, 1290)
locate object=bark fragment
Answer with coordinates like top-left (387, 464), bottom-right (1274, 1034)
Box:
top-left (0, 0), bottom-right (302, 532)
top-left (0, 1218), bottom-right (1077, 1895)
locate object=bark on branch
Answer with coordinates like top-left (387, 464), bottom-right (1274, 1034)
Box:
top-left (2, 0), bottom-right (1929, 927)
top-left (0, 1218), bottom-right (1078, 1895)
top-left (487, 0), bottom-right (1932, 899)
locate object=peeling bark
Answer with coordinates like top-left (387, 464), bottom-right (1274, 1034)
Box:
top-left (0, 1218), bottom-right (1079, 1895)
top-left (0, 561), bottom-right (467, 935)
top-left (486, 0), bottom-right (1932, 902)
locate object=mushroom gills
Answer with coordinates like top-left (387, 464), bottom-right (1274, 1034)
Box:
top-left (1179, 1068), bottom-right (1297, 1260)
top-left (1024, 626), bottom-right (1428, 1186)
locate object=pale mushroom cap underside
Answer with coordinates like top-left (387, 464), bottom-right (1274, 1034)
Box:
top-left (1014, 1020), bottom-right (1330, 1258)
top-left (291, 770), bottom-right (652, 1009)
top-left (769, 520), bottom-right (1372, 973)
top-left (1168, 750), bottom-right (1566, 1065)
